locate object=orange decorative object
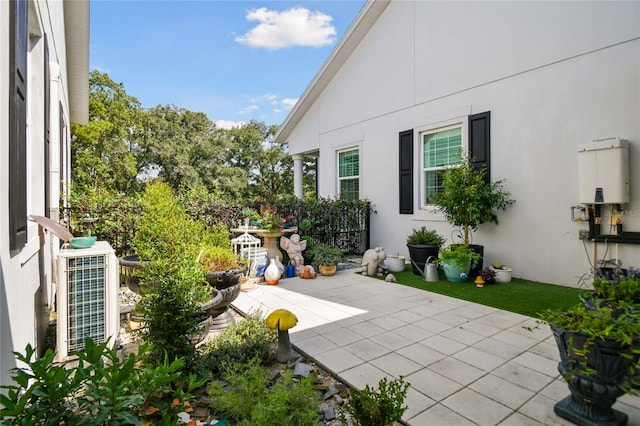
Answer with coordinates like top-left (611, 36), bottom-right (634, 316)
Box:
top-left (300, 265), bottom-right (316, 279)
top-left (475, 276), bottom-right (485, 287)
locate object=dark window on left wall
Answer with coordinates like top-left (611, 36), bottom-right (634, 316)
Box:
top-left (9, 0), bottom-right (28, 252)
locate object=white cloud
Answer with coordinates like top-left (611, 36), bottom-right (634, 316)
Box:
top-left (216, 120), bottom-right (245, 129)
top-left (281, 98), bottom-right (298, 109)
top-left (236, 7), bottom-right (336, 50)
top-left (238, 104), bottom-right (259, 115)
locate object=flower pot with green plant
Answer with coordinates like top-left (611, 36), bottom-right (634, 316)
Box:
top-left (582, 266), bottom-right (640, 311)
top-left (538, 303), bottom-right (640, 425)
top-left (197, 244), bottom-right (247, 327)
top-left (489, 260), bottom-right (512, 283)
top-left (430, 153), bottom-right (515, 277)
top-left (309, 244), bottom-right (345, 276)
top-left (439, 244), bottom-right (481, 282)
top-left (406, 227), bottom-right (446, 276)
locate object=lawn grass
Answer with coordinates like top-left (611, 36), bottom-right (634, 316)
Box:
top-left (375, 266), bottom-right (584, 318)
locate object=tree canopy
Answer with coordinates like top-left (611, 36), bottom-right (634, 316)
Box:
top-left (70, 71), bottom-right (311, 206)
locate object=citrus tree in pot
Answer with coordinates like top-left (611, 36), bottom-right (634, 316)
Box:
top-left (406, 227), bottom-right (446, 276)
top-left (430, 153), bottom-right (515, 277)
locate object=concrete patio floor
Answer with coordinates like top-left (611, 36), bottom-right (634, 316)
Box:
top-left (232, 269), bottom-right (640, 426)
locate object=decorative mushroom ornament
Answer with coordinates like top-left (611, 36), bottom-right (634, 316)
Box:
top-left (265, 309), bottom-right (299, 363)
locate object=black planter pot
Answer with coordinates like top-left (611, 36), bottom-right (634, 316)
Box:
top-left (204, 267), bottom-right (247, 330)
top-left (407, 244), bottom-right (439, 276)
top-left (468, 244), bottom-right (484, 277)
top-left (551, 324), bottom-right (637, 426)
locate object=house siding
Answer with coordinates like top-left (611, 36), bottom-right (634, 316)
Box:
top-left (1, 0), bottom-right (88, 388)
top-left (282, 1), bottom-right (640, 286)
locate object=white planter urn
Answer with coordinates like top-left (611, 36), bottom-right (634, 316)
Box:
top-left (490, 267), bottom-right (512, 283)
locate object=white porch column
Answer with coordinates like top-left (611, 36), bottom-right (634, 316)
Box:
top-left (292, 154), bottom-right (304, 199)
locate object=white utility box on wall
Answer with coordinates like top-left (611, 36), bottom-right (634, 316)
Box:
top-left (578, 138), bottom-right (629, 204)
top-left (55, 241), bottom-right (119, 362)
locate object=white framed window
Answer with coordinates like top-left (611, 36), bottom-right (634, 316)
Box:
top-left (337, 148), bottom-right (359, 200)
top-left (421, 125), bottom-right (463, 206)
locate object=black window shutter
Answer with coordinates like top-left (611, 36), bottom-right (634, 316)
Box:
top-left (399, 130), bottom-right (413, 214)
top-left (468, 111), bottom-right (491, 182)
top-left (9, 0), bottom-right (28, 252)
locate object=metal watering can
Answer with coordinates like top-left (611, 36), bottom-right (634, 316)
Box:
top-left (424, 256), bottom-right (439, 282)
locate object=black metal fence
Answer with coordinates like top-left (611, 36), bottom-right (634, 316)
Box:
top-left (66, 195), bottom-right (370, 257)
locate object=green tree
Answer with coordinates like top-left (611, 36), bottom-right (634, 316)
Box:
top-left (71, 70), bottom-right (147, 196)
top-left (226, 120), bottom-right (292, 203)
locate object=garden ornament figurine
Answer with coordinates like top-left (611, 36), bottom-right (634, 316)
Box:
top-left (361, 247), bottom-right (386, 276)
top-left (265, 309), bottom-right (298, 363)
top-left (280, 233), bottom-right (307, 275)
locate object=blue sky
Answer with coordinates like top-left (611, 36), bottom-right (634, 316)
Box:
top-left (90, 0), bottom-right (367, 128)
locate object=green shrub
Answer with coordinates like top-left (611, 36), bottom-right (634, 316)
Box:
top-left (210, 360), bottom-right (320, 426)
top-left (0, 338), bottom-right (202, 426)
top-left (340, 376), bottom-right (409, 426)
top-left (196, 312), bottom-right (277, 379)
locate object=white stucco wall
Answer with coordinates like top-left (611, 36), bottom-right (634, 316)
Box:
top-left (286, 1), bottom-right (640, 286)
top-left (1, 0), bottom-right (79, 387)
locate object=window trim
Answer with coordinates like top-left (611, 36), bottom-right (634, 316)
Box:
top-left (418, 117), bottom-right (469, 210)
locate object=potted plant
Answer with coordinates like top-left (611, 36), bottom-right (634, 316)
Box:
top-left (479, 267), bottom-right (496, 284)
top-left (582, 266), bottom-right (640, 310)
top-left (539, 303), bottom-right (640, 425)
top-left (197, 244), bottom-right (247, 328)
top-left (309, 244), bottom-right (345, 276)
top-left (489, 260), bottom-right (512, 283)
top-left (406, 227), bottom-right (446, 276)
top-left (438, 244), bottom-right (481, 282)
top-left (430, 153), bottom-right (515, 276)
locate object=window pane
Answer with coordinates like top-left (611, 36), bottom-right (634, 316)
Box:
top-left (423, 127), bottom-right (461, 168)
top-left (425, 170), bottom-right (445, 204)
top-left (340, 178), bottom-right (359, 200)
top-left (339, 149), bottom-right (359, 178)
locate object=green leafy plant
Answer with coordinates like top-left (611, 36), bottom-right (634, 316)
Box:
top-left (406, 227), bottom-right (446, 246)
top-left (210, 360), bottom-right (320, 425)
top-left (538, 304), bottom-right (640, 387)
top-left (340, 376), bottom-right (409, 426)
top-left (439, 244), bottom-right (481, 268)
top-left (241, 207), bottom-right (258, 219)
top-left (260, 209), bottom-right (284, 232)
top-left (309, 244), bottom-right (345, 265)
top-left (430, 153), bottom-right (515, 247)
top-left (0, 338), bottom-right (202, 426)
top-left (197, 245), bottom-right (245, 273)
top-left (137, 257), bottom-right (211, 367)
top-left (589, 266), bottom-right (640, 304)
top-left (196, 312), bottom-right (277, 379)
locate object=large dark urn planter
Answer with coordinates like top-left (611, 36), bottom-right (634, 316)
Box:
top-left (119, 254), bottom-right (147, 293)
top-left (407, 244), bottom-right (439, 276)
top-left (204, 267), bottom-right (247, 330)
top-left (551, 324), bottom-right (637, 426)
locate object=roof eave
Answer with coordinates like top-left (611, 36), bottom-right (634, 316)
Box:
top-left (274, 0), bottom-right (390, 144)
top-left (64, 0), bottom-right (90, 125)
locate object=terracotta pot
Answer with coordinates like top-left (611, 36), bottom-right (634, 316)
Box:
top-left (318, 263), bottom-right (337, 276)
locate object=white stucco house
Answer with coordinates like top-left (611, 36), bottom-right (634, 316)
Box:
top-left (1, 0), bottom-right (89, 386)
top-left (276, 0), bottom-right (640, 286)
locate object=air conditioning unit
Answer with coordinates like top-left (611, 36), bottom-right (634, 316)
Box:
top-left (55, 241), bottom-right (119, 362)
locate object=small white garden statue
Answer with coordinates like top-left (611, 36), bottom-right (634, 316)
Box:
top-left (280, 234), bottom-right (307, 276)
top-left (361, 247), bottom-right (386, 276)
